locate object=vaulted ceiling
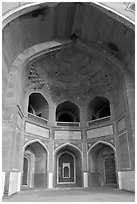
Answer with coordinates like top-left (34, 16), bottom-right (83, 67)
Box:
top-left (3, 2), bottom-right (135, 105)
top-left (3, 3), bottom-right (134, 68)
top-left (24, 44), bottom-right (120, 105)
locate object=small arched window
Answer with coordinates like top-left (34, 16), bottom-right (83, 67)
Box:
top-left (56, 101), bottom-right (80, 122)
top-left (87, 96), bottom-right (111, 121)
top-left (28, 93), bottom-right (49, 120)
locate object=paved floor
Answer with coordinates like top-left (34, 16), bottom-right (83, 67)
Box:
top-left (3, 187), bottom-right (135, 202)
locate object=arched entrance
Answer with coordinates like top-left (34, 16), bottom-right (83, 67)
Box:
top-left (55, 144), bottom-right (82, 187)
top-left (104, 156), bottom-right (116, 184)
top-left (22, 141), bottom-right (48, 189)
top-left (58, 152), bottom-right (75, 183)
top-left (88, 141), bottom-right (117, 187)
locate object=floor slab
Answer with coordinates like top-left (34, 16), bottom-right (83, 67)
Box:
top-left (3, 186), bottom-right (135, 202)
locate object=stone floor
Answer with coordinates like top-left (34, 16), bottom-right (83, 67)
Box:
top-left (3, 186), bottom-right (135, 202)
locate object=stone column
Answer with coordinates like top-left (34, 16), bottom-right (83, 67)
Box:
top-left (80, 106), bottom-right (87, 127)
top-left (48, 172), bottom-right (53, 189)
top-left (47, 128), bottom-right (54, 189)
top-left (82, 129), bottom-right (88, 187)
top-left (48, 103), bottom-right (56, 126)
top-left (83, 172), bottom-right (88, 187)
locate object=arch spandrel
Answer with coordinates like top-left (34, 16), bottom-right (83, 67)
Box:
top-left (23, 139), bottom-right (49, 153)
top-left (87, 140), bottom-right (116, 154)
top-left (54, 143), bottom-right (83, 155)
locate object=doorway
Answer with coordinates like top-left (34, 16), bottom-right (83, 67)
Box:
top-left (88, 141), bottom-right (117, 187)
top-left (22, 141), bottom-right (48, 189)
top-left (57, 152), bottom-right (75, 184)
top-left (55, 144), bottom-right (82, 187)
top-left (22, 156), bottom-right (29, 186)
top-left (104, 156), bottom-right (117, 184)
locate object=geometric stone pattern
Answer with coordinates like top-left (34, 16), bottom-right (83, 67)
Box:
top-left (27, 63), bottom-right (45, 89)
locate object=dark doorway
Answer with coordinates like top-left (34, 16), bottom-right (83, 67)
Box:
top-left (88, 142), bottom-right (117, 187)
top-left (22, 142), bottom-right (48, 189)
top-left (22, 157), bottom-right (29, 186)
top-left (105, 157), bottom-right (117, 184)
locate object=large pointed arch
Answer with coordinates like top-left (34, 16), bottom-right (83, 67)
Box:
top-left (23, 139), bottom-right (49, 153)
top-left (22, 139), bottom-right (49, 189)
top-left (54, 142), bottom-right (83, 187)
top-left (88, 140), bottom-right (116, 154)
top-left (87, 139), bottom-right (117, 187)
top-left (53, 142), bottom-right (82, 156)
top-left (57, 151), bottom-right (76, 184)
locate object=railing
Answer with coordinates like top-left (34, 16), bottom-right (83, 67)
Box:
top-left (28, 113), bottom-right (48, 125)
top-left (27, 113), bottom-right (110, 127)
top-left (55, 121), bottom-right (80, 127)
top-left (87, 116), bottom-right (111, 126)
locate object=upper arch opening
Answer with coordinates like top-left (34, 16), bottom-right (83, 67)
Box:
top-left (28, 93), bottom-right (49, 120)
top-left (87, 96), bottom-right (111, 121)
top-left (56, 101), bottom-right (80, 122)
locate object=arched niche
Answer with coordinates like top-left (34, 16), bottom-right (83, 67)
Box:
top-left (22, 141), bottom-right (48, 189)
top-left (54, 144), bottom-right (82, 187)
top-left (88, 141), bottom-right (117, 187)
top-left (87, 96), bottom-right (111, 121)
top-left (28, 93), bottom-right (49, 120)
top-left (58, 152), bottom-right (75, 183)
top-left (56, 101), bottom-right (80, 122)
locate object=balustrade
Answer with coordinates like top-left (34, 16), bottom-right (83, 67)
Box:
top-left (87, 116), bottom-right (111, 126)
top-left (55, 121), bottom-right (80, 127)
top-left (28, 112), bottom-right (48, 125)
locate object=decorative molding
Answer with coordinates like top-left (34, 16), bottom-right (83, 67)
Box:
top-left (54, 142), bottom-right (82, 152)
top-left (24, 138), bottom-right (29, 143)
top-left (74, 143), bottom-right (82, 151)
top-left (87, 140), bottom-right (116, 153)
top-left (24, 137), bottom-right (48, 149)
top-left (87, 125), bottom-right (114, 139)
top-left (118, 117), bottom-right (126, 132)
top-left (17, 112), bottom-right (22, 129)
top-left (54, 130), bottom-right (81, 140)
top-left (17, 105), bottom-right (24, 118)
top-left (53, 142), bottom-right (83, 155)
top-left (126, 2), bottom-right (135, 12)
top-left (25, 121), bottom-right (49, 138)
